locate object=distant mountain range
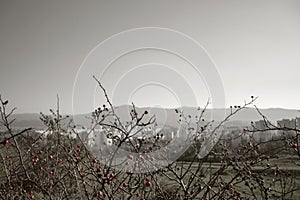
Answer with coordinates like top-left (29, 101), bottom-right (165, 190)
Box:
top-left (9, 106), bottom-right (300, 130)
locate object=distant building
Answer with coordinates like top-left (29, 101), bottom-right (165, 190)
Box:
top-left (254, 120), bottom-right (271, 129)
top-left (277, 119), bottom-right (296, 129)
top-left (222, 126), bottom-right (246, 148)
top-left (277, 118), bottom-right (297, 138)
top-left (88, 128), bottom-right (112, 147)
top-left (296, 117), bottom-right (300, 129)
top-left (252, 120), bottom-right (274, 142)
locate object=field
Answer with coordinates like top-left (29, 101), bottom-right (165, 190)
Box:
top-left (152, 155), bottom-right (300, 200)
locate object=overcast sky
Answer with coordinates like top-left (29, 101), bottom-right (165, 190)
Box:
top-left (0, 0), bottom-right (300, 114)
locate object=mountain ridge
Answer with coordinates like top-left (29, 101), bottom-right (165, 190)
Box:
top-left (7, 106), bottom-right (300, 130)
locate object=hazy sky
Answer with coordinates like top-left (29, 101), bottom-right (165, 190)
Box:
top-left (0, 0), bottom-right (300, 114)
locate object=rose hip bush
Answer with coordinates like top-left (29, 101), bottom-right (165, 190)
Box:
top-left (0, 87), bottom-right (299, 199)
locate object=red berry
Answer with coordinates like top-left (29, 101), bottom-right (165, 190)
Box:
top-left (4, 139), bottom-right (8, 145)
top-left (145, 177), bottom-right (150, 182)
top-left (123, 182), bottom-right (128, 187)
top-left (292, 143), bottom-right (297, 149)
top-left (49, 155), bottom-right (53, 160)
top-left (97, 168), bottom-right (102, 173)
top-left (127, 154), bottom-right (133, 160)
top-left (93, 159), bottom-right (97, 163)
top-left (110, 173), bottom-right (116, 179)
top-left (145, 181), bottom-right (151, 187)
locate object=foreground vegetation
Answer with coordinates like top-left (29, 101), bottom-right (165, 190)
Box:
top-left (0, 83), bottom-right (299, 199)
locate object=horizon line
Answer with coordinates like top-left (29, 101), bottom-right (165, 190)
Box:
top-left (12, 105), bottom-right (300, 115)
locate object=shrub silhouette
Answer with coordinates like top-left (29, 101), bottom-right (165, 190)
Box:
top-left (0, 83), bottom-right (299, 199)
